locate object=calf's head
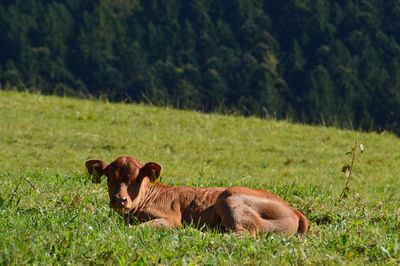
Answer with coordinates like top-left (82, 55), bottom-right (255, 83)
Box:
top-left (85, 156), bottom-right (161, 212)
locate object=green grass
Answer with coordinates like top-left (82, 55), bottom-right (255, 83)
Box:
top-left (0, 90), bottom-right (399, 265)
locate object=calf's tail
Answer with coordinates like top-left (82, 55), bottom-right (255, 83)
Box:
top-left (294, 210), bottom-right (309, 235)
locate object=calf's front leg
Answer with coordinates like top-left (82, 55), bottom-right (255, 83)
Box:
top-left (137, 200), bottom-right (183, 229)
top-left (139, 217), bottom-right (181, 228)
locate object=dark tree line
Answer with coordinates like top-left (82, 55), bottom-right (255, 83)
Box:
top-left (1, 0), bottom-right (400, 134)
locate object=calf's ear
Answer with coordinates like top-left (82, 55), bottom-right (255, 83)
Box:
top-left (85, 159), bottom-right (108, 183)
top-left (141, 162), bottom-right (162, 184)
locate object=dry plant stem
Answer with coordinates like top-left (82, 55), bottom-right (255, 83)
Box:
top-left (340, 139), bottom-right (359, 199)
top-left (8, 176), bottom-right (38, 206)
top-left (8, 176), bottom-right (24, 206)
top-left (22, 176), bottom-right (37, 190)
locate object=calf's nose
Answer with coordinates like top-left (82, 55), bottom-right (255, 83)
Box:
top-left (110, 197), bottom-right (129, 208)
top-left (121, 197), bottom-right (127, 206)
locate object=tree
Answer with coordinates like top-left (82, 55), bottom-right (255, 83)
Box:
top-left (305, 65), bottom-right (335, 124)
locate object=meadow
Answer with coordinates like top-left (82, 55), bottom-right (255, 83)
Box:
top-left (0, 90), bottom-right (399, 265)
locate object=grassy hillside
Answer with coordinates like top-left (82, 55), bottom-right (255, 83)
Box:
top-left (0, 90), bottom-right (399, 264)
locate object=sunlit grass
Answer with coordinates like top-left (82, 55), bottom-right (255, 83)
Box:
top-left (0, 90), bottom-right (399, 264)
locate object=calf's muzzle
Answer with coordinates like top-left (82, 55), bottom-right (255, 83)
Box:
top-left (110, 197), bottom-right (129, 208)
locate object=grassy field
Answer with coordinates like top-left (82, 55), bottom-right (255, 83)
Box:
top-left (0, 90), bottom-right (399, 265)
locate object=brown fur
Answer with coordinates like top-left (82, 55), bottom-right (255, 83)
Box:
top-left (85, 156), bottom-right (309, 236)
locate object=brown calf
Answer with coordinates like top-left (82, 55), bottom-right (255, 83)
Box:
top-left (85, 156), bottom-right (309, 236)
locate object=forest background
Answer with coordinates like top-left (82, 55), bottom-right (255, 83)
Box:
top-left (1, 0), bottom-right (399, 134)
